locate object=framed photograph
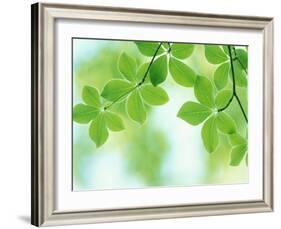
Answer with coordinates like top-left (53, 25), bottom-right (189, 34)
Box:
top-left (31, 3), bottom-right (274, 227)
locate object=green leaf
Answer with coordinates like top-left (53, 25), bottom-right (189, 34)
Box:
top-left (169, 57), bottom-right (196, 87)
top-left (194, 76), bottom-right (215, 108)
top-left (171, 43), bottom-right (194, 59)
top-left (201, 116), bottom-right (218, 153)
top-left (162, 43), bottom-right (169, 50)
top-left (163, 43), bottom-right (170, 49)
top-left (177, 101), bottom-right (212, 125)
top-left (236, 48), bottom-right (248, 69)
top-left (118, 52), bottom-right (137, 82)
top-left (223, 45), bottom-right (236, 57)
top-left (135, 42), bottom-right (164, 56)
top-left (216, 112), bottom-right (236, 134)
top-left (215, 89), bottom-right (232, 109)
top-left (150, 55), bottom-right (168, 86)
top-left (223, 45), bottom-right (229, 55)
top-left (104, 111), bottom-right (125, 131)
top-left (126, 90), bottom-right (146, 124)
top-left (89, 114), bottom-right (108, 147)
top-left (205, 45), bottom-right (228, 64)
top-left (101, 79), bottom-right (135, 102)
top-left (230, 144), bottom-right (247, 166)
top-left (228, 132), bottom-right (247, 166)
top-left (73, 104), bottom-right (99, 124)
top-left (228, 133), bottom-right (247, 146)
top-left (136, 62), bottom-right (150, 82)
top-left (214, 62), bottom-right (229, 90)
top-left (233, 61), bottom-right (247, 87)
top-left (140, 84), bottom-right (169, 105)
top-left (82, 86), bottom-right (101, 108)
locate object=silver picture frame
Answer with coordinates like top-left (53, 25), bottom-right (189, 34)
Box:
top-left (31, 2), bottom-right (274, 227)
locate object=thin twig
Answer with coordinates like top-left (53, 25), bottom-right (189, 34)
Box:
top-left (140, 42), bottom-right (163, 84)
top-left (232, 47), bottom-right (248, 74)
top-left (104, 42), bottom-right (163, 110)
top-left (218, 45), bottom-right (248, 123)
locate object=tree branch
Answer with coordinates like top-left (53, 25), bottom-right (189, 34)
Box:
top-left (140, 42), bottom-right (163, 84)
top-left (217, 94), bottom-right (234, 112)
top-left (232, 47), bottom-right (248, 74)
top-left (104, 42), bottom-right (163, 110)
top-left (234, 94), bottom-right (248, 123)
top-left (218, 45), bottom-right (248, 123)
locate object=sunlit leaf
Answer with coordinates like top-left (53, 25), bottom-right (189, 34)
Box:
top-left (135, 42), bottom-right (164, 56)
top-left (194, 76), bottom-right (215, 108)
top-left (228, 133), bottom-right (247, 146)
top-left (216, 112), bottom-right (236, 134)
top-left (215, 89), bottom-right (232, 109)
top-left (73, 104), bottom-right (99, 124)
top-left (214, 62), bottom-right (229, 90)
top-left (104, 111), bottom-right (125, 131)
top-left (230, 144), bottom-right (247, 166)
top-left (236, 48), bottom-right (248, 70)
top-left (150, 55), bottom-right (168, 86)
top-left (177, 101), bottom-right (212, 125)
top-left (171, 43), bottom-right (194, 59)
top-left (118, 52), bottom-right (137, 82)
top-left (169, 57), bottom-right (196, 87)
top-left (136, 62), bottom-right (150, 82)
top-left (205, 45), bottom-right (228, 64)
top-left (126, 90), bottom-right (146, 124)
top-left (82, 86), bottom-right (101, 108)
top-left (233, 61), bottom-right (247, 87)
top-left (140, 84), bottom-right (169, 105)
top-left (162, 43), bottom-right (170, 49)
top-left (223, 45), bottom-right (229, 55)
top-left (89, 113), bottom-right (108, 147)
top-left (228, 132), bottom-right (247, 166)
top-left (201, 116), bottom-right (218, 153)
top-left (101, 79), bottom-right (135, 101)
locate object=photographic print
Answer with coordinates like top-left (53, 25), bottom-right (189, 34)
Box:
top-left (32, 4), bottom-right (273, 226)
top-left (72, 39), bottom-right (248, 191)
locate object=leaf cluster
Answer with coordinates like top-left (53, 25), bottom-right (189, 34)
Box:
top-left (178, 45), bottom-right (248, 165)
top-left (73, 41), bottom-right (248, 166)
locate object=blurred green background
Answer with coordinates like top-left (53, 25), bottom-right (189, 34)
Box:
top-left (72, 38), bottom-right (248, 191)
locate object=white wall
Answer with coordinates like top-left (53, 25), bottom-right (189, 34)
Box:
top-left (0, 0), bottom-right (279, 228)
